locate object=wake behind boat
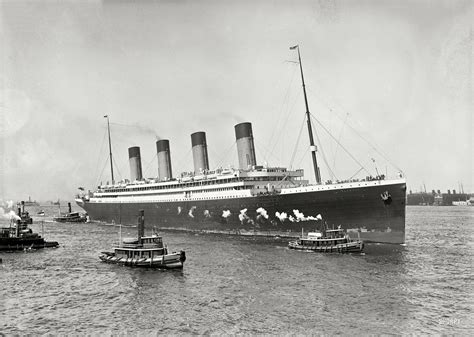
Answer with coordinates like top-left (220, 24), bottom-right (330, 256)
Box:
top-left (99, 210), bottom-right (186, 268)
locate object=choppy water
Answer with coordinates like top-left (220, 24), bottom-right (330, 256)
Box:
top-left (1, 206), bottom-right (473, 334)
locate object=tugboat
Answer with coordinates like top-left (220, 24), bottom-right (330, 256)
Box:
top-left (0, 203), bottom-right (59, 251)
top-left (99, 210), bottom-right (186, 268)
top-left (53, 202), bottom-right (87, 223)
top-left (17, 201), bottom-right (33, 225)
top-left (288, 223), bottom-right (364, 253)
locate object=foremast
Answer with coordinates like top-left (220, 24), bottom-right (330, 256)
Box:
top-left (104, 115), bottom-right (115, 185)
top-left (290, 45), bottom-right (322, 184)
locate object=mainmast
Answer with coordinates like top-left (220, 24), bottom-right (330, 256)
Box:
top-left (104, 115), bottom-right (115, 185)
top-left (290, 45), bottom-right (321, 184)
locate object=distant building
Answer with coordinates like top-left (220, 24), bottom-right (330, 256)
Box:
top-left (407, 189), bottom-right (471, 206)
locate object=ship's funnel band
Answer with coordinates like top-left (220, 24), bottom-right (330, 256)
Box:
top-left (156, 140), bottom-right (170, 153)
top-left (128, 146), bottom-right (143, 181)
top-left (156, 139), bottom-right (173, 181)
top-left (191, 132), bottom-right (207, 147)
top-left (191, 131), bottom-right (209, 173)
top-left (235, 122), bottom-right (253, 140)
top-left (234, 122), bottom-right (257, 170)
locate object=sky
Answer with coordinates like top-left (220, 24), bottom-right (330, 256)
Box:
top-left (0, 0), bottom-right (472, 202)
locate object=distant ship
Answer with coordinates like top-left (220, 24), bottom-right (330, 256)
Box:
top-left (407, 190), bottom-right (472, 206)
top-left (23, 196), bottom-right (39, 207)
top-left (76, 46), bottom-right (406, 244)
top-left (53, 202), bottom-right (88, 223)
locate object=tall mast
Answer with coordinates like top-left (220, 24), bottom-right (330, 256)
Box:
top-left (104, 115), bottom-right (115, 185)
top-left (290, 45), bottom-right (321, 184)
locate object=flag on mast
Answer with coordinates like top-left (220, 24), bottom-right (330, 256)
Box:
top-left (290, 45), bottom-right (298, 50)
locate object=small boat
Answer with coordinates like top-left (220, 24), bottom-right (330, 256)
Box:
top-left (53, 202), bottom-right (88, 223)
top-left (99, 210), bottom-right (186, 268)
top-left (288, 225), bottom-right (364, 253)
top-left (0, 203), bottom-right (59, 251)
top-left (23, 196), bottom-right (39, 206)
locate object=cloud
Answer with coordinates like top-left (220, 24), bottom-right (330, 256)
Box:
top-left (1, 88), bottom-right (33, 138)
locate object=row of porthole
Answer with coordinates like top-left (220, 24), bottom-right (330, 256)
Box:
top-left (95, 191), bottom-right (247, 199)
top-left (285, 183), bottom-right (372, 193)
top-left (97, 195), bottom-right (248, 203)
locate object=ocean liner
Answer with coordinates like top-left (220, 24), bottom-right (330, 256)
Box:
top-left (76, 46), bottom-right (406, 244)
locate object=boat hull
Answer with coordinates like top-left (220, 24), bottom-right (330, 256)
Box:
top-left (79, 181), bottom-right (406, 244)
top-left (99, 251), bottom-right (185, 269)
top-left (53, 217), bottom-right (87, 223)
top-left (288, 240), bottom-right (364, 253)
top-left (0, 238), bottom-right (59, 251)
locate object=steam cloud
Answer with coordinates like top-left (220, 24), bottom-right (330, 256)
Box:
top-left (256, 207), bottom-right (269, 219)
top-left (288, 210), bottom-right (323, 222)
top-left (275, 211), bottom-right (288, 221)
top-left (238, 208), bottom-right (254, 225)
top-left (0, 207), bottom-right (21, 221)
top-left (222, 210), bottom-right (231, 218)
top-left (188, 206), bottom-right (197, 218)
top-left (0, 200), bottom-right (14, 209)
top-left (238, 208), bottom-right (249, 223)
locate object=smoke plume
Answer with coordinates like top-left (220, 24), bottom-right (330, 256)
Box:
top-left (0, 207), bottom-right (21, 221)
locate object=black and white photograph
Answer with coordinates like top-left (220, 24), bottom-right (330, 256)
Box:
top-left (0, 0), bottom-right (472, 334)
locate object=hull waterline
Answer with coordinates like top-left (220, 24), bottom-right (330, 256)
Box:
top-left (78, 180), bottom-right (406, 244)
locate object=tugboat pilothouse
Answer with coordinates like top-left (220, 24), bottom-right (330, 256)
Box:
top-left (99, 210), bottom-right (186, 268)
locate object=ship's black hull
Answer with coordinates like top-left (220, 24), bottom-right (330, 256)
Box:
top-left (0, 237), bottom-right (59, 251)
top-left (79, 181), bottom-right (406, 244)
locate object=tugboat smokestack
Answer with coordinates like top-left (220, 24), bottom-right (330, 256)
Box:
top-left (68, 202), bottom-right (72, 214)
top-left (234, 122), bottom-right (257, 170)
top-left (16, 205), bottom-right (21, 236)
top-left (137, 209), bottom-right (145, 240)
top-left (128, 146), bottom-right (143, 181)
top-left (191, 131), bottom-right (209, 174)
top-left (156, 140), bottom-right (173, 181)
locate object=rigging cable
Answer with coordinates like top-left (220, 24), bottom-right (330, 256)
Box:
top-left (269, 89), bottom-right (302, 163)
top-left (96, 157), bottom-right (110, 187)
top-left (142, 152), bottom-right (158, 178)
top-left (213, 141), bottom-right (238, 169)
top-left (332, 110), bottom-right (349, 175)
top-left (307, 88), bottom-right (403, 174)
top-left (173, 147), bottom-right (193, 174)
top-left (348, 167), bottom-right (365, 181)
top-left (288, 116), bottom-right (306, 169)
top-left (112, 154), bottom-right (123, 181)
top-left (255, 135), bottom-right (286, 165)
top-left (310, 114), bottom-right (337, 181)
top-left (310, 112), bottom-right (370, 176)
top-left (94, 129), bottom-right (108, 186)
top-left (264, 64), bottom-right (298, 163)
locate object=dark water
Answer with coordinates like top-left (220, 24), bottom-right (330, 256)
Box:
top-left (1, 206), bottom-right (472, 334)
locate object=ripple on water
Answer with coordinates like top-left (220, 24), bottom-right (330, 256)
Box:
top-left (1, 207), bottom-right (473, 334)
